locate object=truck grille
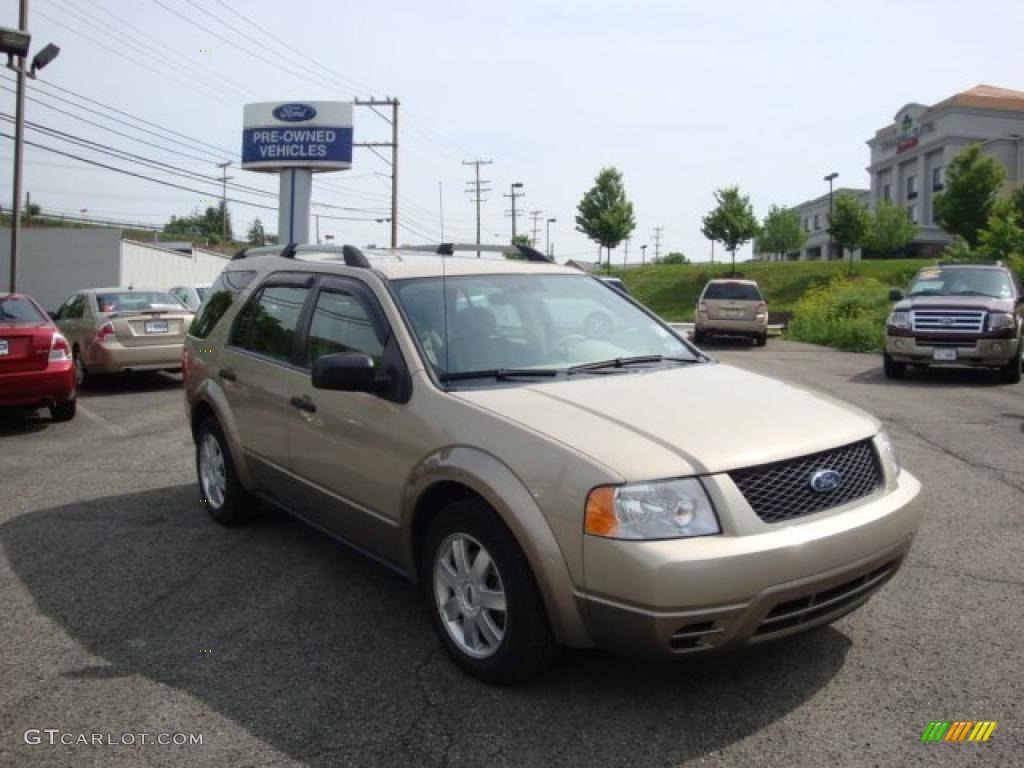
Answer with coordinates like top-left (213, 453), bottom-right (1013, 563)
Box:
top-left (911, 310), bottom-right (985, 333)
top-left (729, 439), bottom-right (883, 524)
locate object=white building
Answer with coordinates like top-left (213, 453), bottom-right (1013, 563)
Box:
top-left (0, 228), bottom-right (230, 310)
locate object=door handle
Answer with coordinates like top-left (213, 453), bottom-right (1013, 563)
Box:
top-left (218, 367), bottom-right (237, 382)
top-left (289, 395), bottom-right (317, 414)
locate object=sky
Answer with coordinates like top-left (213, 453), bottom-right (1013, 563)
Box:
top-left (2, 0), bottom-right (1024, 264)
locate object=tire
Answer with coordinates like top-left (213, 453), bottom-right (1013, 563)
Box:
top-left (755, 332), bottom-right (768, 347)
top-left (883, 352), bottom-right (906, 380)
top-left (49, 398), bottom-right (76, 422)
top-left (195, 416), bottom-right (254, 526)
top-left (72, 347), bottom-right (91, 387)
top-left (1000, 343), bottom-right (1022, 384)
top-left (692, 329), bottom-right (706, 344)
top-left (421, 498), bottom-right (556, 685)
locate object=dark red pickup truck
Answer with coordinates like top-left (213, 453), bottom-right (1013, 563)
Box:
top-left (883, 263), bottom-right (1023, 383)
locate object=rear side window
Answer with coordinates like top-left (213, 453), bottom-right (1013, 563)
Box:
top-left (703, 282), bottom-right (762, 301)
top-left (306, 289), bottom-right (384, 367)
top-left (96, 291), bottom-right (183, 313)
top-left (0, 296), bottom-right (46, 323)
top-left (190, 269), bottom-right (257, 339)
top-left (230, 284), bottom-right (310, 363)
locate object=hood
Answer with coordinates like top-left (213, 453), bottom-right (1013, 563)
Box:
top-left (895, 295), bottom-right (1016, 313)
top-left (452, 363), bottom-right (879, 481)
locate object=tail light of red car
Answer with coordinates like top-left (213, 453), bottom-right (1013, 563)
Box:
top-left (49, 332), bottom-right (72, 362)
top-left (94, 322), bottom-right (115, 343)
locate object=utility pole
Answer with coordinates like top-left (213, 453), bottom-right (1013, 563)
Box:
top-left (438, 181), bottom-right (444, 242)
top-left (652, 226), bottom-right (663, 263)
top-left (623, 238), bottom-right (630, 268)
top-left (504, 182), bottom-right (525, 239)
top-left (354, 97), bottom-right (400, 247)
top-left (8, 0), bottom-right (28, 292)
top-left (528, 210), bottom-right (543, 247)
top-left (463, 159), bottom-right (493, 256)
top-left (546, 218), bottom-right (556, 258)
top-left (216, 161), bottom-right (233, 245)
top-left (824, 172), bottom-right (838, 260)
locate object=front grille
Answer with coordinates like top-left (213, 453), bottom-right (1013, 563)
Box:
top-left (911, 309), bottom-right (985, 333)
top-left (730, 439), bottom-right (883, 524)
top-left (754, 562), bottom-right (896, 636)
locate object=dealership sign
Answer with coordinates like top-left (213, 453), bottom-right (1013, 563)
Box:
top-left (242, 101), bottom-right (353, 171)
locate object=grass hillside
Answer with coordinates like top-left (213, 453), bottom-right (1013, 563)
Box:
top-left (616, 259), bottom-right (930, 321)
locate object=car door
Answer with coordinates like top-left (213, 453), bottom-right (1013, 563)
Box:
top-left (283, 275), bottom-right (416, 563)
top-left (217, 274), bottom-right (314, 501)
top-left (55, 294), bottom-right (88, 357)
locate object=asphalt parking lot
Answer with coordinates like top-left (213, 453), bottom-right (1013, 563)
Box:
top-left (1, 340), bottom-right (1022, 768)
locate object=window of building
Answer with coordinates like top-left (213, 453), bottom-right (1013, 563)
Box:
top-left (907, 204), bottom-right (918, 224)
top-left (813, 213), bottom-right (821, 231)
top-left (932, 166), bottom-right (944, 191)
top-left (882, 183), bottom-right (892, 202)
top-left (803, 217), bottom-right (810, 233)
top-left (907, 175), bottom-right (917, 200)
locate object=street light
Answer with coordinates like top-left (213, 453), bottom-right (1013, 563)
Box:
top-left (4, 3), bottom-right (61, 293)
top-left (641, 244), bottom-right (647, 265)
top-left (545, 217), bottom-right (556, 258)
top-left (507, 182), bottom-right (524, 239)
top-left (824, 172), bottom-right (838, 260)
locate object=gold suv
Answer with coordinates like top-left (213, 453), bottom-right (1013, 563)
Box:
top-left (184, 243), bottom-right (921, 683)
top-left (694, 279), bottom-right (769, 346)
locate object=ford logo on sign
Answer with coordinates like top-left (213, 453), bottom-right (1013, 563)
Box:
top-left (808, 469), bottom-right (843, 493)
top-left (273, 103), bottom-right (317, 122)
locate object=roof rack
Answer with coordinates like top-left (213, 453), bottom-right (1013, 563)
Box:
top-left (230, 243), bottom-right (370, 268)
top-left (403, 242), bottom-right (553, 263)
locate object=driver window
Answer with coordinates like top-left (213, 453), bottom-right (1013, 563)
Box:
top-left (305, 289), bottom-right (384, 368)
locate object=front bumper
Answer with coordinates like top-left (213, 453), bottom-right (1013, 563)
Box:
top-left (577, 469), bottom-right (922, 659)
top-left (0, 362), bottom-right (75, 407)
top-left (86, 341), bottom-right (184, 374)
top-left (885, 334), bottom-right (1019, 366)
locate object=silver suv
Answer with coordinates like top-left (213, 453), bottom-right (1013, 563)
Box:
top-left (184, 243), bottom-right (921, 683)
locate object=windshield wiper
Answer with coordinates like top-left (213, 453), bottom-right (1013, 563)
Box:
top-left (907, 290), bottom-right (945, 297)
top-left (950, 290), bottom-right (997, 297)
top-left (440, 368), bottom-right (560, 383)
top-left (568, 355), bottom-right (699, 374)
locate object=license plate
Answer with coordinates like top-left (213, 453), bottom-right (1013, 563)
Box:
top-left (723, 309), bottom-right (742, 318)
top-left (933, 348), bottom-right (957, 361)
top-left (145, 320), bottom-right (169, 334)
top-left (0, 339), bottom-right (7, 356)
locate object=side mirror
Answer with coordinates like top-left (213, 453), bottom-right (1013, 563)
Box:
top-left (312, 352), bottom-right (384, 393)
top-left (888, 289), bottom-right (904, 302)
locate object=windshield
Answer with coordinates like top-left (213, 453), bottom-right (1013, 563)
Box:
top-left (703, 282), bottom-right (762, 301)
top-left (196, 286), bottom-right (209, 301)
top-left (907, 268), bottom-right (1013, 299)
top-left (0, 296), bottom-right (46, 323)
top-left (96, 291), bottom-right (186, 313)
top-left (393, 273), bottom-right (695, 377)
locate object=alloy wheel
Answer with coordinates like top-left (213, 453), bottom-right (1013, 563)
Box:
top-left (434, 533), bottom-right (507, 659)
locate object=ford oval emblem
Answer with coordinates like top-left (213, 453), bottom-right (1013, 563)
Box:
top-left (273, 103), bottom-right (317, 122)
top-left (809, 469), bottom-right (843, 493)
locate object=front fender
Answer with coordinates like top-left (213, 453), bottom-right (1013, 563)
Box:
top-left (401, 445), bottom-right (594, 648)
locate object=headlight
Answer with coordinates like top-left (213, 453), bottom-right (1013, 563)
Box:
top-left (887, 311), bottom-right (910, 329)
top-left (585, 478), bottom-right (720, 540)
top-left (876, 430), bottom-right (901, 476)
top-left (988, 312), bottom-right (1014, 331)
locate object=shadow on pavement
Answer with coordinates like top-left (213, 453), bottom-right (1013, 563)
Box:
top-left (849, 363), bottom-right (1011, 389)
top-left (2, 485), bottom-right (852, 767)
top-left (79, 371), bottom-right (182, 398)
top-left (694, 336), bottom-right (757, 353)
top-left (0, 408), bottom-right (53, 436)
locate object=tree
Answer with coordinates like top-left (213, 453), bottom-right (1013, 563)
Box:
top-left (660, 251), bottom-right (689, 265)
top-left (701, 186), bottom-right (759, 275)
top-left (755, 205), bottom-right (806, 261)
top-left (933, 144), bottom-right (1006, 248)
top-left (1009, 185), bottom-right (1024, 228)
top-left (977, 201), bottom-right (1024, 262)
top-left (247, 218), bottom-right (266, 245)
top-left (504, 234), bottom-right (532, 260)
top-left (575, 167), bottom-right (636, 272)
top-left (163, 204), bottom-right (232, 243)
top-left (864, 199), bottom-right (917, 258)
top-left (828, 193), bottom-right (872, 275)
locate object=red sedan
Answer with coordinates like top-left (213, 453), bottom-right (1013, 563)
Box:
top-left (0, 293), bottom-right (76, 421)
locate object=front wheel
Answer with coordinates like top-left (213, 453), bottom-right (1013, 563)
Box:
top-left (883, 352), bottom-right (906, 380)
top-left (196, 417), bottom-right (254, 525)
top-left (1000, 343), bottom-right (1022, 384)
top-left (421, 499), bottom-right (556, 685)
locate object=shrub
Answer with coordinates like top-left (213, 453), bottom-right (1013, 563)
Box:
top-left (787, 277), bottom-right (890, 352)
